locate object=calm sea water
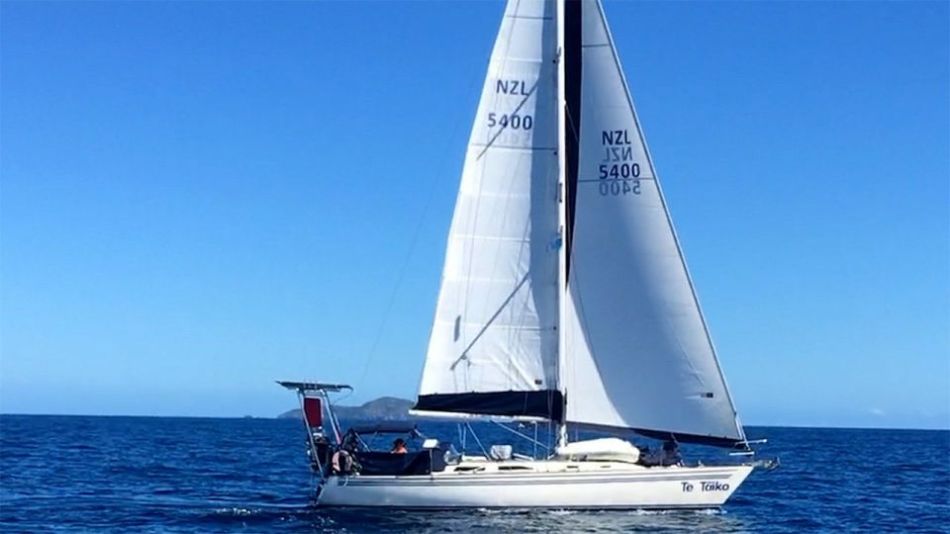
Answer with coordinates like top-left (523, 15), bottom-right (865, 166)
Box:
top-left (1, 415), bottom-right (947, 532)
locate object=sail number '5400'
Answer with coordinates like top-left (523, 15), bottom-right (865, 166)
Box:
top-left (486, 79), bottom-right (534, 130)
top-left (600, 129), bottom-right (641, 197)
top-left (487, 112), bottom-right (533, 130)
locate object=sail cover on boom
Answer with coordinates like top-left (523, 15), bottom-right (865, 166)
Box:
top-left (415, 0), bottom-right (562, 419)
top-left (559, 0), bottom-right (746, 447)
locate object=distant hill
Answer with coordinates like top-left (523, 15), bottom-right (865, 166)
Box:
top-left (278, 396), bottom-right (416, 420)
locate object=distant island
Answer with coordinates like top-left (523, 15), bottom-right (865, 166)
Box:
top-left (278, 396), bottom-right (417, 420)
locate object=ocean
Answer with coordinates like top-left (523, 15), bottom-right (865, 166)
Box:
top-left (1, 415), bottom-right (947, 532)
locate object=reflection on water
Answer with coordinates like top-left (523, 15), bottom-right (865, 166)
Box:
top-left (314, 507), bottom-right (750, 533)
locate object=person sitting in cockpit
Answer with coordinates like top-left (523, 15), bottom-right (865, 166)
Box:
top-left (660, 440), bottom-right (682, 466)
top-left (391, 438), bottom-right (408, 454)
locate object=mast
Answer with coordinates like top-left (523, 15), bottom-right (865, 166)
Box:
top-left (555, 0), bottom-right (569, 449)
top-left (557, 0), bottom-right (584, 447)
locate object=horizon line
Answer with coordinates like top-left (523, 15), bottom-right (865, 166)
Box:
top-left (1, 412), bottom-right (947, 433)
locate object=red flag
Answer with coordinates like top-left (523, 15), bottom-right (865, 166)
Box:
top-left (303, 397), bottom-right (323, 428)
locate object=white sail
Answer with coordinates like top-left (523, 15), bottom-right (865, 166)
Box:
top-left (416, 0), bottom-right (562, 417)
top-left (561, 0), bottom-right (745, 445)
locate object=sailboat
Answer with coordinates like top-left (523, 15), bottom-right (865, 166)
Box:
top-left (281, 0), bottom-right (772, 509)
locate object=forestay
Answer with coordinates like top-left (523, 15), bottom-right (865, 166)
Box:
top-left (560, 0), bottom-right (746, 446)
top-left (415, 0), bottom-right (562, 419)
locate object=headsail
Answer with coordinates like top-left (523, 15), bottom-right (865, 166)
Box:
top-left (560, 0), bottom-right (746, 447)
top-left (415, 0), bottom-right (562, 420)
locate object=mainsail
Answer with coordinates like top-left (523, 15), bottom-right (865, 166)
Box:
top-left (415, 0), bottom-right (562, 419)
top-left (416, 0), bottom-right (746, 447)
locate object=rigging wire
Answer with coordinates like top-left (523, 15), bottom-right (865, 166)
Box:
top-left (353, 59), bottom-right (484, 392)
top-left (492, 420), bottom-right (550, 453)
top-left (465, 422), bottom-right (490, 459)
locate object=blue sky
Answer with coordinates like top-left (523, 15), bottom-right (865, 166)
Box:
top-left (1, 1), bottom-right (947, 429)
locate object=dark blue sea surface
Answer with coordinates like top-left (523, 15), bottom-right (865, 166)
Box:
top-left (1, 415), bottom-right (947, 532)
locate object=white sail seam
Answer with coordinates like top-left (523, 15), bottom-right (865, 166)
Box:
top-left (469, 144), bottom-right (557, 151)
top-left (434, 320), bottom-right (552, 331)
top-left (506, 15), bottom-right (553, 20)
top-left (451, 234), bottom-right (531, 243)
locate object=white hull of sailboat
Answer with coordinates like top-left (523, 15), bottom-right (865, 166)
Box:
top-left (318, 463), bottom-right (753, 509)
